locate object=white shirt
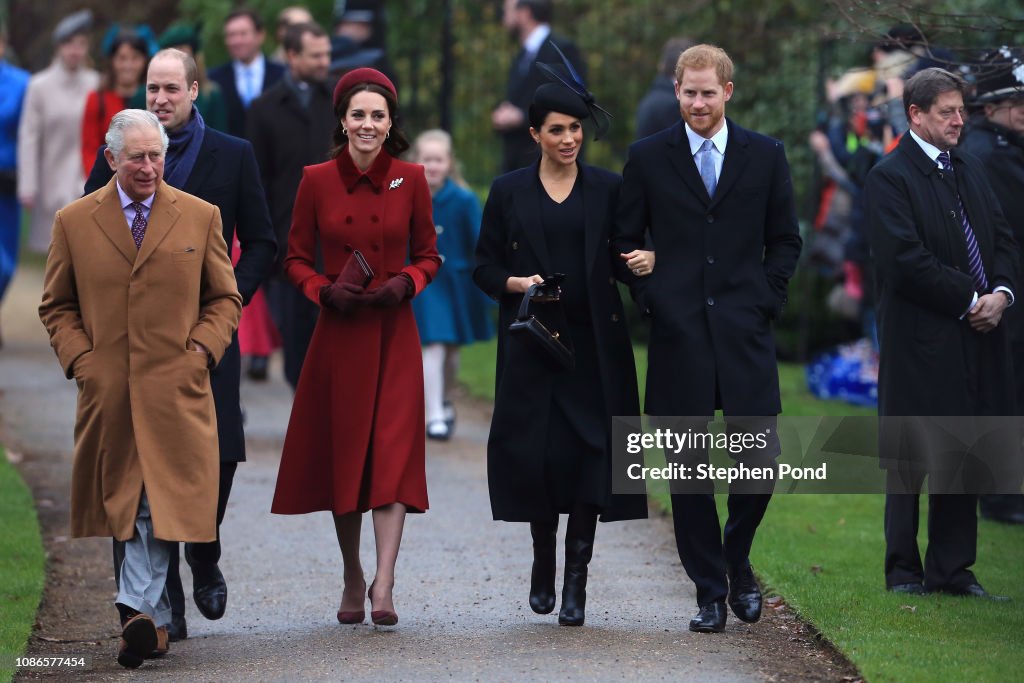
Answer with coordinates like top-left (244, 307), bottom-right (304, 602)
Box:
top-left (522, 24), bottom-right (551, 55)
top-left (907, 129), bottom-right (1014, 311)
top-left (684, 122), bottom-right (728, 183)
top-left (116, 182), bottom-right (154, 230)
top-left (233, 53), bottom-right (266, 102)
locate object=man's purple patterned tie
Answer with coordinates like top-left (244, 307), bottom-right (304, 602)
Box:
top-left (130, 202), bottom-right (147, 249)
top-left (937, 151), bottom-right (988, 292)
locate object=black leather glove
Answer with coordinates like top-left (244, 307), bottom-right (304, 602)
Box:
top-left (365, 274), bottom-right (414, 308)
top-left (319, 282), bottom-right (366, 315)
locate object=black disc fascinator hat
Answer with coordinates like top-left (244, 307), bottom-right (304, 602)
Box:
top-left (531, 43), bottom-right (612, 140)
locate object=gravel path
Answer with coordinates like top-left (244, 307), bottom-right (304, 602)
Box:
top-left (2, 264), bottom-right (853, 682)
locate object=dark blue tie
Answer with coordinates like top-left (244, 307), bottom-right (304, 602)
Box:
top-left (938, 151), bottom-right (988, 292)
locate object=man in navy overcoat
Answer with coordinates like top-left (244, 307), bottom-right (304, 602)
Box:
top-left (612, 44), bottom-right (801, 633)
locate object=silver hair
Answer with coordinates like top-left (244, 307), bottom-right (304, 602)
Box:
top-left (104, 109), bottom-right (169, 159)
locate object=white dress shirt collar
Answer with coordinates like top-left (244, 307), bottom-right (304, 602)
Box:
top-left (522, 24), bottom-right (551, 54)
top-left (908, 129), bottom-right (946, 168)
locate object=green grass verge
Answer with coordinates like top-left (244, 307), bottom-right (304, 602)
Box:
top-left (0, 446), bottom-right (46, 683)
top-left (457, 339), bottom-right (1022, 681)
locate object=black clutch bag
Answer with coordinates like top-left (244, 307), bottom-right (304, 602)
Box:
top-left (508, 275), bottom-right (574, 370)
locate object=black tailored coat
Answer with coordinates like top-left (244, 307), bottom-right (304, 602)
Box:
top-left (612, 119), bottom-right (802, 417)
top-left (85, 128), bottom-right (277, 463)
top-left (865, 133), bottom-right (1018, 420)
top-left (246, 78), bottom-right (335, 272)
top-left (474, 163), bottom-right (647, 523)
top-left (960, 118), bottom-right (1024, 400)
top-left (208, 58), bottom-right (286, 140)
top-left (501, 35), bottom-right (585, 173)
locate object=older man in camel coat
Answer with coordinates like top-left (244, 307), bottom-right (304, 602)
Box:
top-left (39, 109), bottom-right (241, 668)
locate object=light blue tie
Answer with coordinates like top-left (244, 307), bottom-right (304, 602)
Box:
top-left (699, 139), bottom-right (717, 198)
top-left (241, 68), bottom-right (255, 107)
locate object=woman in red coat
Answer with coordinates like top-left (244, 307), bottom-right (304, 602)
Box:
top-left (80, 28), bottom-right (150, 176)
top-left (271, 68), bottom-right (440, 627)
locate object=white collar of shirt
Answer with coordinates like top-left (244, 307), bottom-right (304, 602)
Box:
top-left (233, 53), bottom-right (265, 91)
top-left (908, 129), bottom-right (946, 168)
top-left (684, 122), bottom-right (729, 157)
top-left (116, 181), bottom-right (155, 228)
top-left (522, 24), bottom-right (551, 55)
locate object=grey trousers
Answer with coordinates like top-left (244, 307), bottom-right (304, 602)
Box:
top-left (115, 490), bottom-right (173, 627)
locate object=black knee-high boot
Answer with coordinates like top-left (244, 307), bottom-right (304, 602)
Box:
top-left (559, 505), bottom-right (598, 626)
top-left (529, 518), bottom-right (558, 614)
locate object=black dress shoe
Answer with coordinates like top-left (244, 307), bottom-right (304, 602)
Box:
top-left (938, 583), bottom-right (1010, 601)
top-left (888, 582), bottom-right (926, 595)
top-left (727, 564), bottom-right (763, 623)
top-left (979, 494), bottom-right (1024, 525)
top-left (167, 613), bottom-right (187, 642)
top-left (689, 600), bottom-right (727, 633)
top-left (190, 560), bottom-right (227, 619)
top-left (247, 356), bottom-right (269, 381)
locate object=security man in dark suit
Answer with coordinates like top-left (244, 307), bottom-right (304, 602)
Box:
top-left (247, 21), bottom-right (336, 388)
top-left (85, 48), bottom-right (276, 640)
top-left (866, 68), bottom-right (1017, 600)
top-left (492, 0), bottom-right (586, 173)
top-left (959, 48), bottom-right (1024, 525)
top-left (612, 44), bottom-right (802, 633)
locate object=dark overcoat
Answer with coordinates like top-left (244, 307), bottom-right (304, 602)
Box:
top-left (612, 119), bottom-right (802, 417)
top-left (85, 127), bottom-right (277, 463)
top-left (960, 118), bottom-right (1024, 402)
top-left (865, 133), bottom-right (1018, 419)
top-left (474, 163), bottom-right (648, 523)
top-left (246, 77), bottom-right (336, 272)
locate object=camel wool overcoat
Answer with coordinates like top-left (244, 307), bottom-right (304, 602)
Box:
top-left (39, 178), bottom-right (242, 542)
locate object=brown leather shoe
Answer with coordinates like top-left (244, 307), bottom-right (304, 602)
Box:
top-left (117, 614), bottom-right (157, 668)
top-left (146, 626), bottom-right (170, 658)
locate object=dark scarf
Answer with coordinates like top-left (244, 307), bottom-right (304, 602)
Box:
top-left (164, 106), bottom-right (206, 189)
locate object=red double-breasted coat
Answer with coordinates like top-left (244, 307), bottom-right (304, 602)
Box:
top-left (271, 149), bottom-right (440, 515)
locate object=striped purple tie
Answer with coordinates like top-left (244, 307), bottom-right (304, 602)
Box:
top-left (130, 202), bottom-right (147, 249)
top-left (938, 152), bottom-right (988, 292)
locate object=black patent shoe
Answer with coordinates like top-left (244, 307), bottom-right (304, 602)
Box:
top-left (190, 559), bottom-right (227, 620)
top-left (888, 582), bottom-right (926, 595)
top-left (168, 613), bottom-right (188, 642)
top-left (689, 600), bottom-right (727, 633)
top-left (727, 564), bottom-right (763, 623)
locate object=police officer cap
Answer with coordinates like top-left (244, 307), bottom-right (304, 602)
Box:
top-left (975, 47), bottom-right (1024, 103)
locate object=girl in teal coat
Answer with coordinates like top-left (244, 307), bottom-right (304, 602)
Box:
top-left (411, 130), bottom-right (495, 440)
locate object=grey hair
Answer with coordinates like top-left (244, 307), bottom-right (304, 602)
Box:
top-left (105, 109), bottom-right (169, 159)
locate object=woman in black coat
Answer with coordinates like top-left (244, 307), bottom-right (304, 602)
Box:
top-left (474, 80), bottom-right (651, 627)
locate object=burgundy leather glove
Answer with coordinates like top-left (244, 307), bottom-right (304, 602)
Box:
top-left (319, 282), bottom-right (366, 315)
top-left (365, 274), bottom-right (414, 308)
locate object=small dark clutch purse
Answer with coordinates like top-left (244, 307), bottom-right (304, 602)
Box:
top-left (508, 274), bottom-right (574, 370)
top-left (335, 249), bottom-right (374, 287)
